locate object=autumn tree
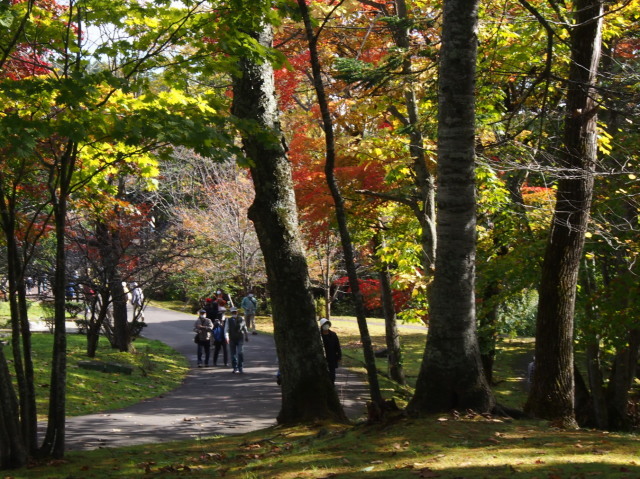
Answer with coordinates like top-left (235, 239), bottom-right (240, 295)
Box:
top-left (408, 0), bottom-right (495, 414)
top-left (230, 3), bottom-right (346, 424)
top-left (524, 0), bottom-right (604, 427)
top-left (296, 0), bottom-right (386, 414)
top-left (1, 0), bottom-right (239, 465)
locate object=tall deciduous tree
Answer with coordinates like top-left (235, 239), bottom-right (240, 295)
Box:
top-left (296, 0), bottom-right (385, 414)
top-left (231, 12), bottom-right (346, 424)
top-left (408, 0), bottom-right (495, 414)
top-left (1, 0), bottom-right (238, 465)
top-left (524, 0), bottom-right (604, 428)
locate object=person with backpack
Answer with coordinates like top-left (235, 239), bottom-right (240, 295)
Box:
top-left (240, 293), bottom-right (258, 335)
top-left (212, 318), bottom-right (228, 367)
top-left (224, 307), bottom-right (249, 373)
top-left (193, 309), bottom-right (213, 367)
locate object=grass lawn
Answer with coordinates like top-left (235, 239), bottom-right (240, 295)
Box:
top-left (1, 300), bottom-right (188, 418)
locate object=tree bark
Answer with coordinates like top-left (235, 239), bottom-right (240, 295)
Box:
top-left (373, 231), bottom-right (406, 385)
top-left (95, 218), bottom-right (131, 353)
top-left (606, 329), bottom-right (640, 431)
top-left (41, 143), bottom-right (76, 458)
top-left (581, 258), bottom-right (608, 428)
top-left (0, 342), bottom-right (27, 469)
top-left (479, 281), bottom-right (500, 385)
top-left (524, 0), bottom-right (603, 427)
top-left (391, 0), bottom-right (437, 273)
top-left (0, 164), bottom-right (39, 456)
top-left (379, 266), bottom-right (406, 386)
top-left (232, 21), bottom-right (346, 424)
top-left (407, 0), bottom-right (495, 414)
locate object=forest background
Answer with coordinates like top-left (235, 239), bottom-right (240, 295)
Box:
top-left (0, 0), bottom-right (638, 470)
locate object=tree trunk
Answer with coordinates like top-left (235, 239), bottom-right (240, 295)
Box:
top-left (86, 294), bottom-right (110, 358)
top-left (232, 21), bottom-right (346, 424)
top-left (95, 220), bottom-right (131, 352)
top-left (111, 279), bottom-right (130, 352)
top-left (408, 0), bottom-right (494, 414)
top-left (391, 0), bottom-right (437, 273)
top-left (524, 0), bottom-right (603, 427)
top-left (0, 181), bottom-right (39, 456)
top-left (40, 144), bottom-right (76, 458)
top-left (581, 258), bottom-right (608, 428)
top-left (379, 266), bottom-right (406, 386)
top-left (373, 231), bottom-right (406, 385)
top-left (0, 342), bottom-right (27, 469)
top-left (297, 0), bottom-right (385, 413)
top-left (606, 329), bottom-right (640, 431)
top-left (585, 340), bottom-right (608, 428)
top-left (479, 281), bottom-right (500, 385)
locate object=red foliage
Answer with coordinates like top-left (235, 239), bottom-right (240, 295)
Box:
top-left (615, 38), bottom-right (640, 59)
top-left (1, 0), bottom-right (67, 80)
top-left (333, 276), bottom-right (412, 313)
top-left (274, 51), bottom-right (310, 110)
top-left (1, 50), bottom-right (50, 80)
top-left (521, 185), bottom-right (553, 194)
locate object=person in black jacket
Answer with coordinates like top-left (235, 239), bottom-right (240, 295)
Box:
top-left (319, 318), bottom-right (341, 384)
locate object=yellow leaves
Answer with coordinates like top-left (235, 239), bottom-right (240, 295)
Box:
top-left (125, 16), bottom-right (161, 29)
top-left (597, 124), bottom-right (613, 155)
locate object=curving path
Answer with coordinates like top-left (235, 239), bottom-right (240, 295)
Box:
top-left (64, 306), bottom-right (368, 451)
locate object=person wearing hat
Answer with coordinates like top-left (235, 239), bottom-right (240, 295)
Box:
top-left (224, 307), bottom-right (249, 373)
top-left (319, 318), bottom-right (341, 383)
top-left (193, 308), bottom-right (213, 367)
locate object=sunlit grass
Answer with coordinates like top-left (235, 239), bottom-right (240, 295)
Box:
top-left (4, 333), bottom-right (188, 418)
top-left (7, 300), bottom-right (640, 478)
top-left (18, 416), bottom-right (640, 478)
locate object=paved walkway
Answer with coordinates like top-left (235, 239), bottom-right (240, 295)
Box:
top-left (64, 306), bottom-right (369, 451)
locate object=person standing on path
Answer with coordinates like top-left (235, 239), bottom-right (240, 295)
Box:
top-left (240, 293), bottom-right (258, 335)
top-left (212, 318), bottom-right (228, 366)
top-left (130, 282), bottom-right (145, 321)
top-left (319, 318), bottom-right (341, 384)
top-left (225, 307), bottom-right (249, 373)
top-left (193, 309), bottom-right (213, 367)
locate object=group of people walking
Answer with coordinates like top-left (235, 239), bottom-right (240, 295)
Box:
top-left (192, 290), bottom-right (343, 385)
top-left (193, 291), bottom-right (258, 373)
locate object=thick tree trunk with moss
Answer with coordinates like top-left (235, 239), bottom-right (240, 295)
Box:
top-left (524, 0), bottom-right (603, 427)
top-left (407, 0), bottom-right (495, 414)
top-left (232, 23), bottom-right (345, 424)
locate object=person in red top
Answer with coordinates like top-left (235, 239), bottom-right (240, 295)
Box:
top-left (215, 289), bottom-right (233, 321)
